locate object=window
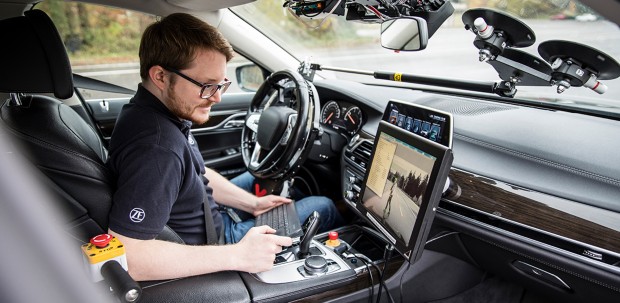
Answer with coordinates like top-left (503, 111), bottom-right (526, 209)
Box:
top-left (39, 1), bottom-right (254, 101)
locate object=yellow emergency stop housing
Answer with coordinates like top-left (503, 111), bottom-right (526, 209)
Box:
top-left (81, 235), bottom-right (128, 282)
top-left (81, 236), bottom-right (125, 264)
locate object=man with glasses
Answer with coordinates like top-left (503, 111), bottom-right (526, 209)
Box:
top-left (106, 13), bottom-right (341, 281)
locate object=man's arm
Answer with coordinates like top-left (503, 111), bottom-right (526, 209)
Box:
top-left (109, 225), bottom-right (292, 281)
top-left (204, 167), bottom-right (291, 216)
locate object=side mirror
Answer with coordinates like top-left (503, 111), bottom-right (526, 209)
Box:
top-left (380, 17), bottom-right (429, 51)
top-left (235, 64), bottom-right (267, 92)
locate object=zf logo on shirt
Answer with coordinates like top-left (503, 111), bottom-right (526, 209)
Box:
top-left (129, 208), bottom-right (146, 223)
top-left (188, 134), bottom-right (195, 145)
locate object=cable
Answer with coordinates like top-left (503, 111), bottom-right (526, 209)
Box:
top-left (365, 5), bottom-right (386, 21)
top-left (348, 233), bottom-right (364, 248)
top-left (345, 249), bottom-right (395, 303)
top-left (358, 225), bottom-right (390, 245)
top-left (343, 227), bottom-right (398, 302)
top-left (291, 164), bottom-right (322, 197)
top-left (375, 245), bottom-right (395, 303)
top-left (345, 253), bottom-right (388, 303)
top-left (351, 254), bottom-right (374, 303)
top-left (286, 0), bottom-right (342, 30)
top-left (292, 176), bottom-right (313, 196)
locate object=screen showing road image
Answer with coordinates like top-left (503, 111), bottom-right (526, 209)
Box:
top-left (362, 131), bottom-right (436, 246)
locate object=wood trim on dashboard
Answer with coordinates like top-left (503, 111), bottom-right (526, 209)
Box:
top-left (442, 169), bottom-right (620, 256)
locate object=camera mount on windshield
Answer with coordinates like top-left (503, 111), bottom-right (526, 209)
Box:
top-left (284, 0), bottom-right (454, 38)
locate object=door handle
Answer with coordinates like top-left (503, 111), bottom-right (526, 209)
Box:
top-left (99, 100), bottom-right (109, 112)
top-left (223, 120), bottom-right (245, 128)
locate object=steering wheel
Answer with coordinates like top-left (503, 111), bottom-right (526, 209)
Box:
top-left (241, 70), bottom-right (320, 180)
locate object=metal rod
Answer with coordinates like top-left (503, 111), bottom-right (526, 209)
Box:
top-left (315, 64), bottom-right (504, 96)
top-left (373, 71), bottom-right (497, 94)
top-left (317, 65), bottom-right (375, 76)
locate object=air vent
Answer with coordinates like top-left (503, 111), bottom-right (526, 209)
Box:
top-left (344, 140), bottom-right (373, 171)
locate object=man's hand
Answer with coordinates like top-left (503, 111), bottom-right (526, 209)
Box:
top-left (109, 227), bottom-right (293, 281)
top-left (233, 226), bottom-right (293, 273)
top-left (252, 195), bottom-right (292, 217)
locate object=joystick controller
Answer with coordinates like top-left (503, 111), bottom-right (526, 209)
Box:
top-left (298, 211), bottom-right (320, 259)
top-left (303, 255), bottom-right (328, 276)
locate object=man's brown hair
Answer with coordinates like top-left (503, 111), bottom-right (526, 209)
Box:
top-left (139, 13), bottom-right (234, 80)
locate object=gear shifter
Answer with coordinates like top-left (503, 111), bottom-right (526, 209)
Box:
top-left (298, 211), bottom-right (320, 259)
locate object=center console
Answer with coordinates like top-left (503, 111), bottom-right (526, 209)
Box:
top-left (239, 225), bottom-right (395, 303)
top-left (252, 239), bottom-right (353, 284)
top-left (251, 211), bottom-right (364, 284)
top-left (342, 136), bottom-right (373, 206)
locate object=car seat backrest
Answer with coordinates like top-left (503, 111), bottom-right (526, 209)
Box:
top-left (0, 10), bottom-right (111, 241)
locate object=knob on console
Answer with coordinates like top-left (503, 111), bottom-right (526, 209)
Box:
top-left (304, 255), bottom-right (328, 275)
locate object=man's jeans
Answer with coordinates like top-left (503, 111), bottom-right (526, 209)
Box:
top-left (222, 172), bottom-right (343, 243)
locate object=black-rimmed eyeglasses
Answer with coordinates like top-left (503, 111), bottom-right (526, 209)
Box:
top-left (164, 67), bottom-right (231, 99)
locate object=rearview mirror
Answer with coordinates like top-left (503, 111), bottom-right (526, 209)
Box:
top-left (381, 17), bottom-right (429, 51)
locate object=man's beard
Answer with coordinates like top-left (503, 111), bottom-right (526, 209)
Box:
top-left (166, 84), bottom-right (214, 125)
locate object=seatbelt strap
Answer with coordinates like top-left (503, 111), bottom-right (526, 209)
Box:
top-left (203, 195), bottom-right (218, 245)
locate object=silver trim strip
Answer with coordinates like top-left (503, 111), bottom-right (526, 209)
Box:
top-left (438, 207), bottom-right (620, 275)
top-left (191, 112), bottom-right (247, 133)
top-left (441, 199), bottom-right (620, 261)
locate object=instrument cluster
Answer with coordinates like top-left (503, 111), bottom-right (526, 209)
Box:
top-left (320, 100), bottom-right (364, 136)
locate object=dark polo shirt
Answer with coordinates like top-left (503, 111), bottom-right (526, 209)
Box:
top-left (107, 85), bottom-right (222, 245)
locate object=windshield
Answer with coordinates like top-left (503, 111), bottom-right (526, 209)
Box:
top-left (232, 0), bottom-right (620, 114)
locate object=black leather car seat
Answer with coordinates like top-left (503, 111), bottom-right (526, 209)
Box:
top-left (0, 9), bottom-right (183, 243)
top-left (0, 10), bottom-right (112, 242)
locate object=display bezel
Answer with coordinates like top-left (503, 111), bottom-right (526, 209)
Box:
top-left (356, 121), bottom-right (453, 263)
top-left (382, 99), bottom-right (453, 148)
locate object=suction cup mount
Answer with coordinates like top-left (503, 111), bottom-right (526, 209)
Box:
top-left (539, 40), bottom-right (620, 94)
top-left (488, 48), bottom-right (552, 86)
top-left (462, 8), bottom-right (536, 62)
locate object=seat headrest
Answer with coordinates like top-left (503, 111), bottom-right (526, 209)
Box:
top-left (0, 9), bottom-right (73, 99)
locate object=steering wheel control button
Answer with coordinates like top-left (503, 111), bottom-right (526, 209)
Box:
top-left (90, 233), bottom-right (113, 248)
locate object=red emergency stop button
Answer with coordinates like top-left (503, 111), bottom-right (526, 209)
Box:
top-left (325, 231), bottom-right (341, 248)
top-left (90, 234), bottom-right (113, 248)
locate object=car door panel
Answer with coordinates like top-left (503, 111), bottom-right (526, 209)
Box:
top-left (85, 97), bottom-right (131, 141)
top-left (85, 93), bottom-right (253, 178)
top-left (191, 92), bottom-right (253, 177)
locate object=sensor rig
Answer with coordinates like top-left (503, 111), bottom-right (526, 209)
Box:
top-left (463, 8), bottom-right (620, 95)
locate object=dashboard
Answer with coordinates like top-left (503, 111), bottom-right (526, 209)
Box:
top-left (320, 100), bottom-right (364, 137)
top-left (309, 79), bottom-right (620, 303)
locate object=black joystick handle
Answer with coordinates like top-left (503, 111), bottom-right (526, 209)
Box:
top-left (101, 260), bottom-right (141, 303)
top-left (298, 211), bottom-right (320, 259)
